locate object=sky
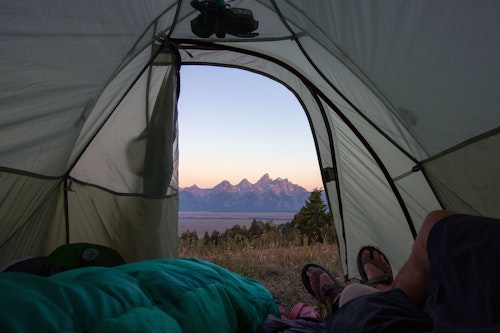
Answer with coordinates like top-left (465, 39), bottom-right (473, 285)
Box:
top-left (177, 65), bottom-right (323, 191)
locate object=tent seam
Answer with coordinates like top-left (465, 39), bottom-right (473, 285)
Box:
top-left (273, 0), bottom-right (426, 161)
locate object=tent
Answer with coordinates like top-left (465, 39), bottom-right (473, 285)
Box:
top-left (1, 0), bottom-right (499, 279)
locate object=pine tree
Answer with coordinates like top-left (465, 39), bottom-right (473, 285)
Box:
top-left (291, 189), bottom-right (336, 244)
top-left (209, 230), bottom-right (221, 245)
top-left (203, 231), bottom-right (211, 245)
top-left (248, 219), bottom-right (264, 239)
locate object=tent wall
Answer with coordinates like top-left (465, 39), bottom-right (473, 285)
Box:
top-left (424, 132), bottom-right (500, 217)
top-left (0, 1), bottom-right (181, 267)
top-left (0, 171), bottom-right (177, 265)
top-left (0, 173), bottom-right (66, 265)
top-left (67, 181), bottom-right (178, 262)
top-left (68, 55), bottom-right (181, 263)
top-left (0, 1), bottom-right (177, 175)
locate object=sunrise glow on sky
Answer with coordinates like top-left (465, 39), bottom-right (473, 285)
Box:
top-left (178, 65), bottom-right (323, 191)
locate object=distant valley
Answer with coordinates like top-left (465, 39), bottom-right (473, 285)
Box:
top-left (179, 174), bottom-right (312, 212)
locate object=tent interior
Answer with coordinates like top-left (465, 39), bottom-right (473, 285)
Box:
top-left (1, 0), bottom-right (499, 281)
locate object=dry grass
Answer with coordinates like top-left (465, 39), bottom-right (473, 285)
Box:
top-left (179, 242), bottom-right (343, 315)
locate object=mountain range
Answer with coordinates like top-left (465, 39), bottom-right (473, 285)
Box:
top-left (179, 174), bottom-right (311, 212)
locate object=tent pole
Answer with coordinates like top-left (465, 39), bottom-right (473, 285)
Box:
top-left (63, 176), bottom-right (71, 244)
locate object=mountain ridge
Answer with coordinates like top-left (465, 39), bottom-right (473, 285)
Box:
top-left (179, 173), bottom-right (312, 212)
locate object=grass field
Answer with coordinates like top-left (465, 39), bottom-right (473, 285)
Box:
top-left (178, 242), bottom-right (343, 315)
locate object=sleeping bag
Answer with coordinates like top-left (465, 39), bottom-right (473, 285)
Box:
top-left (0, 257), bottom-right (279, 332)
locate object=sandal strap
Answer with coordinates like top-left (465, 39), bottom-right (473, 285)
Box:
top-left (320, 283), bottom-right (343, 298)
top-left (365, 274), bottom-right (393, 287)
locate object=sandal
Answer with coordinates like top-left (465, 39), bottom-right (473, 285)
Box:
top-left (356, 246), bottom-right (393, 287)
top-left (301, 263), bottom-right (344, 306)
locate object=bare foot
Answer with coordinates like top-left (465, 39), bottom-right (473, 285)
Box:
top-left (303, 265), bottom-right (344, 305)
top-left (358, 247), bottom-right (393, 291)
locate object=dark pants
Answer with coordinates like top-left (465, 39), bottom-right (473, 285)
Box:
top-left (425, 214), bottom-right (500, 332)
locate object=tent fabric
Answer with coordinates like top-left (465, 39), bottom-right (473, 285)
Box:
top-left (1, 1), bottom-right (499, 279)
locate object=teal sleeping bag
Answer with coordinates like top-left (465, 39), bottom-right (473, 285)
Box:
top-left (0, 258), bottom-right (279, 332)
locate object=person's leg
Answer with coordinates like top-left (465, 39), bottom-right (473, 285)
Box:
top-left (306, 246), bottom-right (395, 308)
top-left (304, 209), bottom-right (458, 310)
top-left (339, 245), bottom-right (396, 306)
top-left (425, 213), bottom-right (500, 330)
top-left (324, 210), bottom-right (458, 332)
top-left (338, 283), bottom-right (378, 307)
top-left (392, 209), bottom-right (458, 308)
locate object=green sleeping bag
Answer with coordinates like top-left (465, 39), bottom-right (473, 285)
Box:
top-left (0, 258), bottom-right (279, 332)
